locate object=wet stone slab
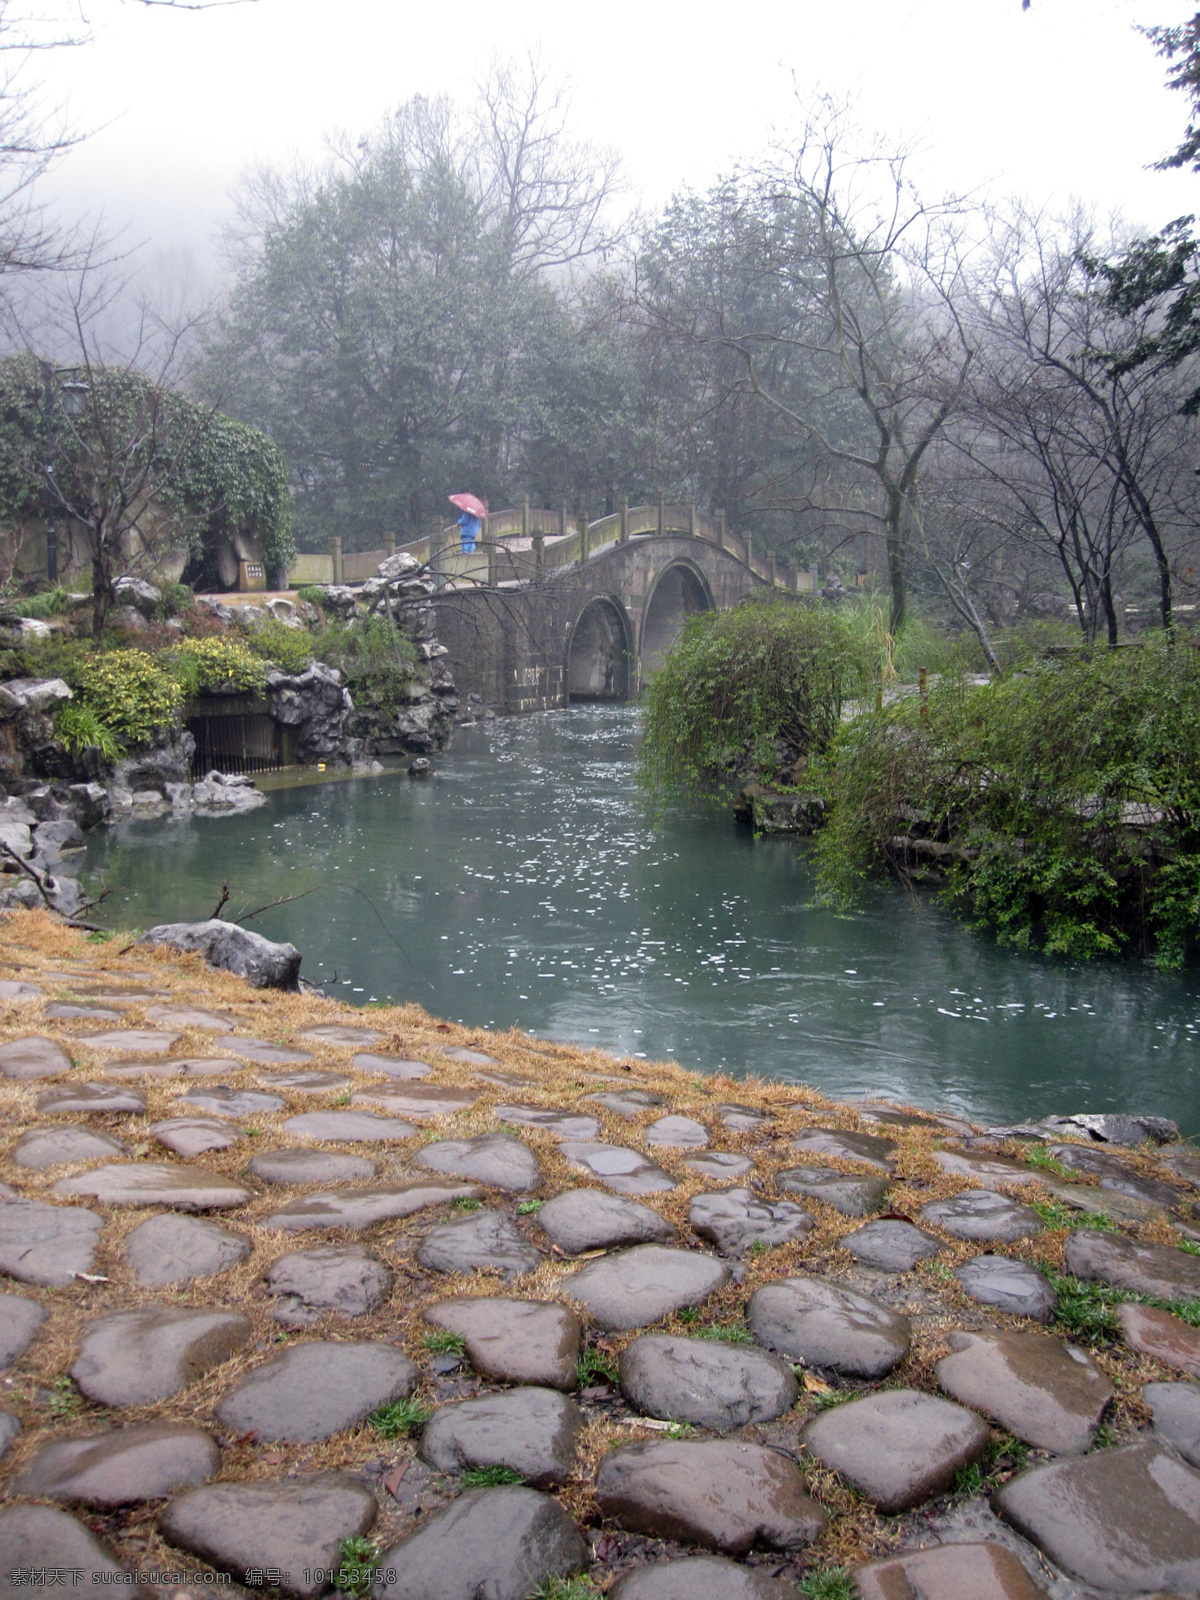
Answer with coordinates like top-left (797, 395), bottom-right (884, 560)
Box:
top-left (151, 1117), bottom-right (242, 1156)
top-left (1065, 1228), bottom-right (1200, 1301)
top-left (79, 1029), bottom-right (181, 1054)
top-left (0, 1506), bottom-right (124, 1583)
top-left (853, 1543), bottom-right (1050, 1600)
top-left (1144, 1380), bottom-right (1200, 1466)
top-left (424, 1296), bottom-right (581, 1389)
top-left (0, 1035), bottom-right (72, 1078)
top-left (535, 1189), bottom-right (677, 1253)
top-left (145, 1006), bottom-right (236, 1032)
top-left (0, 1197), bottom-right (103, 1286)
top-left (930, 1148), bottom-right (1041, 1189)
top-left (803, 1389), bottom-right (990, 1512)
top-left (249, 1147), bottom-right (376, 1185)
top-left (717, 1104), bottom-right (773, 1133)
top-left (920, 1189), bottom-right (1045, 1243)
top-left (177, 1085), bottom-right (287, 1118)
top-left (419, 1386), bottom-right (584, 1486)
top-left (0, 1292), bottom-right (45, 1366)
top-left (126, 1213), bottom-right (250, 1287)
top-left (226, 1038), bottom-right (314, 1065)
top-left (414, 1132), bottom-right (541, 1192)
top-left (935, 1329), bottom-right (1114, 1454)
top-left (282, 1110), bottom-right (417, 1143)
top-left (45, 1002), bottom-right (123, 1022)
top-left (297, 1024), bottom-right (383, 1046)
top-left (12, 1124), bottom-right (125, 1169)
top-left (160, 1472), bottom-right (378, 1600)
top-left (560, 1140), bottom-right (675, 1195)
top-left (608, 1556), bottom-right (796, 1600)
top-left (645, 1114), bottom-right (709, 1148)
top-left (101, 1057), bottom-right (244, 1080)
top-left (254, 1069), bottom-right (350, 1094)
top-left (262, 1179), bottom-right (480, 1231)
top-left (352, 1084), bottom-right (476, 1119)
top-left (266, 1245), bottom-right (393, 1325)
top-left (775, 1166), bottom-right (889, 1217)
top-left (351, 1051), bottom-right (431, 1079)
top-left (843, 1219), bottom-right (941, 1271)
top-left (493, 1103), bottom-right (601, 1141)
top-left (590, 1089), bottom-right (668, 1118)
top-left (595, 1437), bottom-right (827, 1554)
top-left (72, 1307), bottom-right (252, 1405)
top-left (0, 980), bottom-right (42, 1000)
top-left (567, 1244), bottom-right (730, 1331)
top-left (688, 1189), bottom-right (813, 1255)
top-left (439, 1045), bottom-right (499, 1065)
top-left (792, 1127), bottom-right (895, 1170)
top-left (53, 1161), bottom-right (250, 1210)
top-left (373, 1485), bottom-right (586, 1600)
top-left (417, 1210), bottom-right (540, 1281)
top-left (1118, 1300), bottom-right (1200, 1377)
top-left (994, 1440), bottom-right (1200, 1593)
top-left (747, 1276), bottom-right (911, 1378)
top-left (955, 1255), bottom-right (1058, 1322)
top-left (683, 1151), bottom-right (753, 1181)
top-left (36, 1081), bottom-right (146, 1115)
top-left (619, 1333), bottom-right (798, 1432)
top-left (215, 1340), bottom-right (416, 1441)
top-left (13, 1421), bottom-right (219, 1507)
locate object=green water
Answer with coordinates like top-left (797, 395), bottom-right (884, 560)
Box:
top-left (83, 705), bottom-right (1200, 1132)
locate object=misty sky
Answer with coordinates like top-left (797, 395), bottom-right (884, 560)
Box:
top-left (32, 0), bottom-right (1200, 284)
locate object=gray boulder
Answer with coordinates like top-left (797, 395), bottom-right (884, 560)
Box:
top-left (112, 577), bottom-right (162, 617)
top-left (266, 664), bottom-right (351, 763)
top-left (0, 678), bottom-right (72, 717)
top-left (138, 918), bottom-right (301, 990)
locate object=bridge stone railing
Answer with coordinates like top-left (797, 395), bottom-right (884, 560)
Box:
top-left (383, 500), bottom-right (820, 597)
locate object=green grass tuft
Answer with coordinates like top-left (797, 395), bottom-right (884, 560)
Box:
top-left (798, 1567), bottom-right (855, 1600)
top-left (576, 1347), bottom-right (619, 1386)
top-left (460, 1464), bottom-right (525, 1487)
top-left (421, 1330), bottom-right (466, 1356)
top-left (526, 1579), bottom-right (601, 1600)
top-left (517, 1199), bottom-right (543, 1214)
top-left (451, 1196), bottom-right (483, 1212)
top-left (335, 1535), bottom-right (380, 1600)
top-left (369, 1395), bottom-right (433, 1438)
top-left (693, 1323), bottom-right (754, 1344)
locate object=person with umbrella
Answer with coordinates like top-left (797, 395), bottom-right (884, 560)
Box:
top-left (450, 492), bottom-right (487, 555)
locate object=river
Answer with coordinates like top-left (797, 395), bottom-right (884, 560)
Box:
top-left (82, 704), bottom-right (1200, 1132)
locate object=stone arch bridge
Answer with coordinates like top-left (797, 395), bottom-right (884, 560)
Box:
top-left (395, 501), bottom-right (819, 714)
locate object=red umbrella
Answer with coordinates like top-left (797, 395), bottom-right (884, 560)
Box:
top-left (449, 492), bottom-right (488, 519)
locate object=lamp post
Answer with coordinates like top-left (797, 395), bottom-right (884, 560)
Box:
top-left (41, 366), bottom-right (88, 584)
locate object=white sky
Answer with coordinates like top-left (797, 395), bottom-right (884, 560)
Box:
top-left (30, 0), bottom-right (1200, 286)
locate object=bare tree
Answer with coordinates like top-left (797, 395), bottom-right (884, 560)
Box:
top-left (716, 103), bottom-right (975, 632)
top-left (964, 204), bottom-right (1199, 639)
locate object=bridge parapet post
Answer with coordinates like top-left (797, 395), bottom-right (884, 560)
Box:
top-left (533, 529), bottom-right (544, 573)
top-left (579, 509), bottom-right (590, 562)
top-left (715, 509), bottom-right (725, 551)
top-left (485, 518), bottom-right (496, 587)
top-left (330, 536), bottom-right (342, 586)
top-left (771, 552), bottom-right (778, 587)
top-left (520, 495), bottom-right (530, 539)
top-left (687, 499), bottom-right (696, 538)
top-left (656, 490), bottom-right (665, 537)
top-left (619, 495), bottom-right (629, 545)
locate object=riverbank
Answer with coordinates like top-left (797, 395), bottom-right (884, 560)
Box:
top-left (2, 908), bottom-right (1200, 1593)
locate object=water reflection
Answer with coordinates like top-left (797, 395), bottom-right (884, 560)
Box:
top-left (84, 706), bottom-right (1200, 1132)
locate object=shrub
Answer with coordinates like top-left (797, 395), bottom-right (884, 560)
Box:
top-left (312, 615), bottom-right (418, 715)
top-left (54, 701), bottom-right (121, 761)
top-left (12, 586), bottom-right (72, 619)
top-left (75, 650), bottom-right (183, 745)
top-left (295, 584), bottom-right (327, 606)
top-left (639, 600), bottom-right (875, 796)
top-left (245, 617), bottom-right (316, 676)
top-left (167, 636), bottom-right (269, 696)
top-left (815, 640), bottom-right (1200, 966)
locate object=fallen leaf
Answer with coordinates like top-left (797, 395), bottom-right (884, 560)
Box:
top-left (384, 1463), bottom-right (409, 1498)
top-left (802, 1373), bottom-right (833, 1395)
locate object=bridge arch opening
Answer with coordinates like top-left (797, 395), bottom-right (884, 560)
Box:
top-left (567, 597), bottom-right (632, 702)
top-left (640, 562), bottom-right (714, 679)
